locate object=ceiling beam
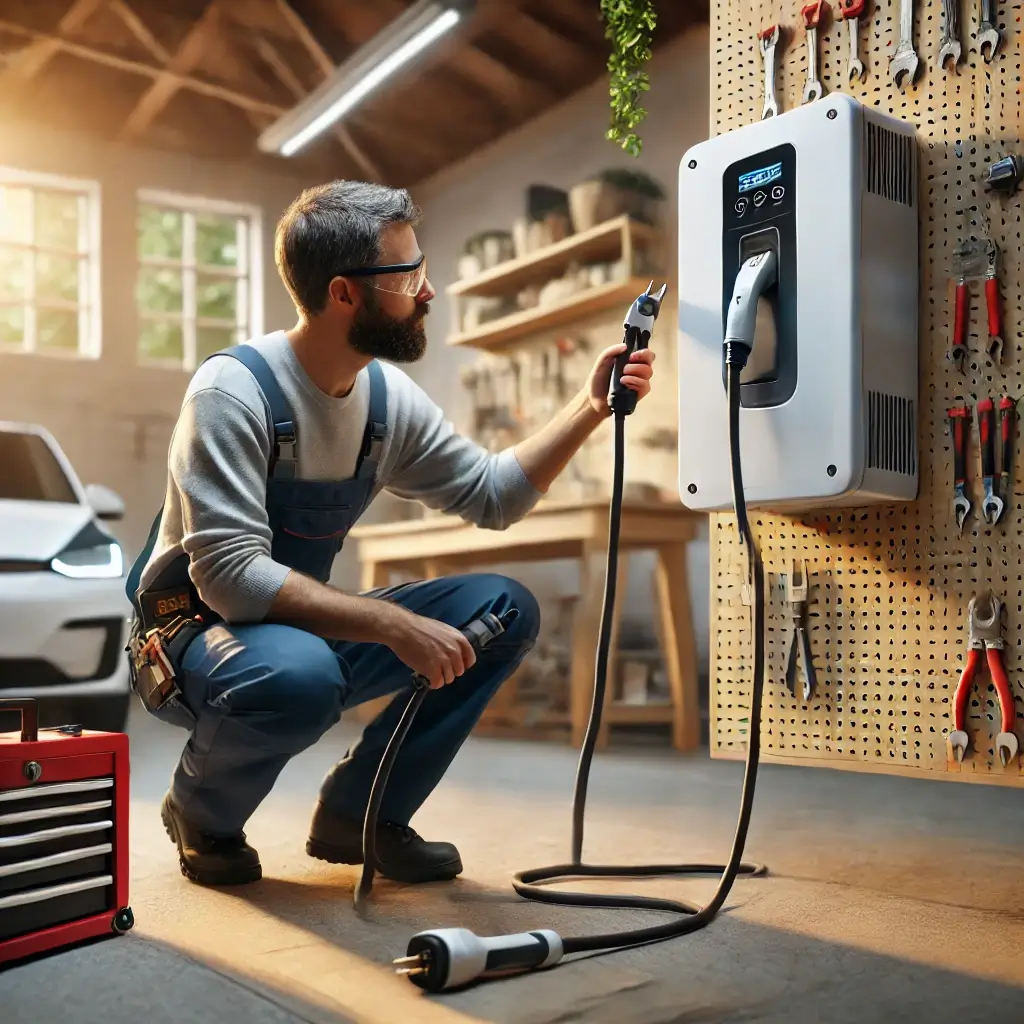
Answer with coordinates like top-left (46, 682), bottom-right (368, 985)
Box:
top-left (117, 0), bottom-right (222, 140)
top-left (272, 0), bottom-right (385, 183)
top-left (107, 0), bottom-right (171, 64)
top-left (0, 17), bottom-right (285, 118)
top-left (0, 0), bottom-right (104, 88)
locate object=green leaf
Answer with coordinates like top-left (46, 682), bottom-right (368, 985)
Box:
top-left (600, 0), bottom-right (657, 157)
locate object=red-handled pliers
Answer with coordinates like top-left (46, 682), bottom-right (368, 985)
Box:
top-left (950, 592), bottom-right (1019, 766)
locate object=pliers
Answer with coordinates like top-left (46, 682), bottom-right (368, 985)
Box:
top-left (949, 592), bottom-right (1019, 766)
top-left (785, 559), bottom-right (817, 701)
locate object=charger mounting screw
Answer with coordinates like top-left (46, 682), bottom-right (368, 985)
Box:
top-left (688, 159), bottom-right (697, 168)
top-left (688, 483), bottom-right (697, 494)
top-left (827, 108), bottom-right (837, 119)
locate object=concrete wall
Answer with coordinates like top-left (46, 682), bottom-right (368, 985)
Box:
top-left (0, 120), bottom-right (318, 564)
top-left (408, 25), bottom-right (713, 667)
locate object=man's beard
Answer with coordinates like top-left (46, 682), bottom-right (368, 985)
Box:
top-left (348, 290), bottom-right (428, 363)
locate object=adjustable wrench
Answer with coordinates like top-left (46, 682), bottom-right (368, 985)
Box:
top-left (978, 398), bottom-right (1005, 525)
top-left (948, 404), bottom-right (972, 535)
top-left (890, 0), bottom-right (919, 90)
top-left (940, 0), bottom-right (963, 71)
top-left (802, 1), bottom-right (827, 103)
top-left (840, 0), bottom-right (867, 81)
top-left (759, 25), bottom-right (780, 119)
top-left (978, 0), bottom-right (1001, 62)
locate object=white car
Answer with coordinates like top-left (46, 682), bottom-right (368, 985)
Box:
top-left (0, 421), bottom-right (132, 734)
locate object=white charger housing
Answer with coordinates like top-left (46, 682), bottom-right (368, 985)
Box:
top-left (676, 93), bottom-right (919, 512)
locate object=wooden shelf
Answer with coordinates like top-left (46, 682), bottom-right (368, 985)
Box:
top-left (448, 215), bottom-right (660, 299)
top-left (448, 275), bottom-right (658, 350)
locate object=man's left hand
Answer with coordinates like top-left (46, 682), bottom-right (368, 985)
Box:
top-left (586, 344), bottom-right (656, 418)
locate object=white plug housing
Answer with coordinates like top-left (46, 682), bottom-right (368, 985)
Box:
top-left (676, 94), bottom-right (919, 512)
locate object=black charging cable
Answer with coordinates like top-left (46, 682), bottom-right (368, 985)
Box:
top-left (365, 278), bottom-right (770, 993)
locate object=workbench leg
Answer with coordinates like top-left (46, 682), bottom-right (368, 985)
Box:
top-left (360, 561), bottom-right (391, 592)
top-left (655, 543), bottom-right (701, 753)
top-left (571, 540), bottom-right (606, 748)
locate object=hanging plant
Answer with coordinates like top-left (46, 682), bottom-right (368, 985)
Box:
top-left (600, 0), bottom-right (658, 158)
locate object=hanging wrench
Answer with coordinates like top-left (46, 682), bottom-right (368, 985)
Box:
top-left (759, 25), bottom-right (780, 119)
top-left (890, 0), bottom-right (919, 90)
top-left (978, 398), bottom-right (1005, 525)
top-left (840, 0), bottom-right (867, 82)
top-left (978, 0), bottom-right (1001, 62)
top-left (940, 0), bottom-right (963, 71)
top-left (802, 1), bottom-right (827, 103)
top-left (948, 404), bottom-right (972, 535)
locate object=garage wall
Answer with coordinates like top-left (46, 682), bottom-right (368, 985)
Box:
top-left (408, 25), bottom-right (713, 666)
top-left (0, 119), bottom-right (316, 563)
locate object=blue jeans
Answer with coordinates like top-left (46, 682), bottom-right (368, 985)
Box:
top-left (148, 573), bottom-right (540, 836)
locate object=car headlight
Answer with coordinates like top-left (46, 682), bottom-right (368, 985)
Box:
top-left (51, 541), bottom-right (124, 579)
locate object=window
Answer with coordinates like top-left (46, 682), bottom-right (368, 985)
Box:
top-left (136, 189), bottom-right (262, 370)
top-left (0, 168), bottom-right (101, 358)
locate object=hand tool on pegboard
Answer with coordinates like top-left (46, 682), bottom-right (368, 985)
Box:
top-left (977, 398), bottom-right (1004, 524)
top-left (758, 24), bottom-right (781, 119)
top-left (996, 395), bottom-right (1016, 516)
top-left (949, 592), bottom-right (1019, 767)
top-left (976, 0), bottom-right (1001, 62)
top-left (947, 214), bottom-right (1003, 371)
top-left (839, 0), bottom-right (867, 81)
top-left (939, 0), bottom-right (963, 71)
top-left (784, 559), bottom-right (816, 701)
top-left (984, 152), bottom-right (1024, 196)
top-left (890, 0), bottom-right (919, 90)
top-left (947, 403), bottom-right (972, 535)
top-left (801, 1), bottom-right (828, 104)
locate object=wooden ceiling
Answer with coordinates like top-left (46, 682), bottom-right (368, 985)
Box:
top-left (0, 0), bottom-right (708, 186)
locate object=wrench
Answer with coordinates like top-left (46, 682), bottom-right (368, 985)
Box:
top-left (802, 1), bottom-right (827, 103)
top-left (840, 0), bottom-right (867, 82)
top-left (890, 0), bottom-right (919, 90)
top-left (759, 25), bottom-right (780, 119)
top-left (978, 0), bottom-right (1001, 62)
top-left (940, 0), bottom-right (963, 71)
top-left (979, 398), bottom-right (1005, 525)
top-left (948, 405), bottom-right (972, 535)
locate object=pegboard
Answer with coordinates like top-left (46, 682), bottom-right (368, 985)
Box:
top-left (709, 0), bottom-right (1024, 785)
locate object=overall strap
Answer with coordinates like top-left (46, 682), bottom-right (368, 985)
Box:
top-left (210, 345), bottom-right (297, 480)
top-left (355, 359), bottom-right (388, 482)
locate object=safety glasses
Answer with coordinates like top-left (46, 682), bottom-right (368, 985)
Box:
top-left (339, 254), bottom-right (428, 296)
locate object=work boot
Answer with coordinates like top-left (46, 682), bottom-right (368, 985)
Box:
top-left (305, 801), bottom-right (462, 883)
top-left (160, 793), bottom-right (262, 886)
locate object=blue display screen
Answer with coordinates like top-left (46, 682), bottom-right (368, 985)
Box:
top-left (738, 162), bottom-right (783, 193)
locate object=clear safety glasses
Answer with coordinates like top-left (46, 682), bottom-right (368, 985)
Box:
top-left (340, 254), bottom-right (428, 296)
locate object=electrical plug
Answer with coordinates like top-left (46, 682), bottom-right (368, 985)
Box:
top-left (608, 281), bottom-right (667, 416)
top-left (394, 927), bottom-right (563, 992)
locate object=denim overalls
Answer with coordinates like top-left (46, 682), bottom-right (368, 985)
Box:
top-left (125, 345), bottom-right (540, 835)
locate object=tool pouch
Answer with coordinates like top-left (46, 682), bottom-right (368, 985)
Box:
top-left (126, 613), bottom-right (207, 714)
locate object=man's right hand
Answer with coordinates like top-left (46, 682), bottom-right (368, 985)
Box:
top-left (380, 605), bottom-right (478, 689)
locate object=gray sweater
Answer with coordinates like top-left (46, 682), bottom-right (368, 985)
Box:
top-left (137, 332), bottom-right (543, 623)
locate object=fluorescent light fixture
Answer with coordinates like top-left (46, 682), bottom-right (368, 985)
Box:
top-left (260, 0), bottom-right (472, 159)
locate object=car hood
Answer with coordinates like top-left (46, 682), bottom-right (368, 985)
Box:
top-left (0, 499), bottom-right (96, 561)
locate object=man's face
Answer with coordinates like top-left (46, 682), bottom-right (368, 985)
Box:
top-left (347, 223), bottom-right (436, 364)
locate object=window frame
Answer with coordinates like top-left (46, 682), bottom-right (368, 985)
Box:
top-left (135, 188), bottom-right (264, 372)
top-left (0, 165), bottom-right (102, 360)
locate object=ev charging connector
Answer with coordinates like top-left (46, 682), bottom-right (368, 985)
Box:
top-left (677, 94), bottom-right (920, 512)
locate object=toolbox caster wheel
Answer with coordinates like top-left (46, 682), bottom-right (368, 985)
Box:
top-left (111, 907), bottom-right (135, 934)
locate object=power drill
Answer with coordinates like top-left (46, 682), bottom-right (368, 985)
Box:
top-left (410, 609), bottom-right (520, 689)
top-left (607, 280), bottom-right (668, 416)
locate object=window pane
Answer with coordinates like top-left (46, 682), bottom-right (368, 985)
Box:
top-left (35, 251), bottom-right (79, 303)
top-left (0, 304), bottom-right (24, 346)
top-left (35, 190), bottom-right (80, 250)
top-left (195, 214), bottom-right (239, 267)
top-left (138, 204), bottom-right (183, 260)
top-left (136, 266), bottom-right (183, 314)
top-left (196, 325), bottom-right (233, 363)
top-left (37, 307), bottom-right (78, 351)
top-left (196, 274), bottom-right (235, 320)
top-left (0, 186), bottom-right (32, 243)
top-left (0, 245), bottom-right (30, 300)
top-left (139, 319), bottom-right (183, 362)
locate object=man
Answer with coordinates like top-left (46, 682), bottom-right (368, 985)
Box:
top-left (127, 179), bottom-right (655, 888)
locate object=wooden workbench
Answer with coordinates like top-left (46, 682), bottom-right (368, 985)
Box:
top-left (349, 498), bottom-right (702, 752)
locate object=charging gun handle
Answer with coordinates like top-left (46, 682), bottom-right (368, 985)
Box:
top-left (608, 281), bottom-right (667, 416)
top-left (410, 609), bottom-right (518, 689)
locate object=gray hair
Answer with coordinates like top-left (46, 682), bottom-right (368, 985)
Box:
top-left (274, 180), bottom-right (421, 315)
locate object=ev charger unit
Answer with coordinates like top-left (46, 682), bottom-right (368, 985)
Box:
top-left (676, 93), bottom-right (920, 513)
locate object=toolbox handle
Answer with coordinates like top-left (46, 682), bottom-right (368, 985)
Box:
top-left (0, 698), bottom-right (39, 742)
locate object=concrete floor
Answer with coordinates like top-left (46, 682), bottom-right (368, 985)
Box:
top-left (3, 704), bottom-right (1024, 1024)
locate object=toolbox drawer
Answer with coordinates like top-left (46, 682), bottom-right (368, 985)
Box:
top-left (0, 752), bottom-right (114, 791)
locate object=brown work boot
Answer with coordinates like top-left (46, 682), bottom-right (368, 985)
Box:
top-left (160, 793), bottom-right (262, 886)
top-left (305, 801), bottom-right (462, 883)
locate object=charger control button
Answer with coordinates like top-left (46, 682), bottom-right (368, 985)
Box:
top-left (771, 185), bottom-right (785, 202)
top-left (734, 197), bottom-right (749, 216)
top-left (753, 190), bottom-right (767, 207)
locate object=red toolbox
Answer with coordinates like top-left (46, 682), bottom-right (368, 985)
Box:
top-left (0, 698), bottom-right (133, 967)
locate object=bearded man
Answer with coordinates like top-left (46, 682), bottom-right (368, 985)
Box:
top-left (126, 180), bottom-right (656, 888)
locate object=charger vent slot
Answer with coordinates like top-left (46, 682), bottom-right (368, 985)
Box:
top-left (867, 391), bottom-right (917, 477)
top-left (863, 120), bottom-right (915, 207)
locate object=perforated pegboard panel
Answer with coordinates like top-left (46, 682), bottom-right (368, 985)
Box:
top-left (709, 1), bottom-right (1024, 784)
